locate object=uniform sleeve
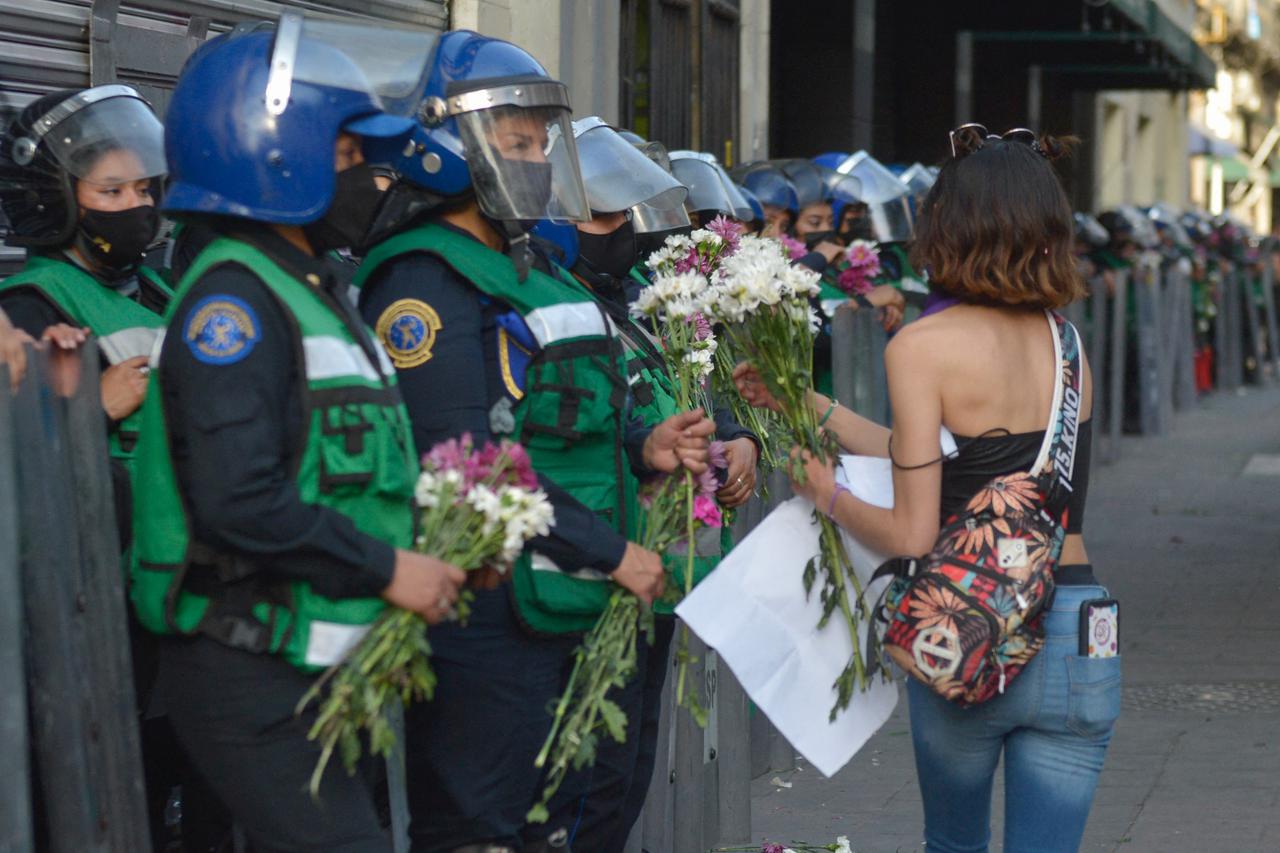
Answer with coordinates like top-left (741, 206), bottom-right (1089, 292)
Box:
top-left (0, 289), bottom-right (68, 338)
top-left (360, 254), bottom-right (627, 575)
top-left (797, 252), bottom-right (828, 274)
top-left (713, 405), bottom-right (759, 451)
top-left (161, 266), bottom-right (395, 599)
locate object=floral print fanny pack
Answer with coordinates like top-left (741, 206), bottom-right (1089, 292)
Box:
top-left (870, 310), bottom-right (1084, 707)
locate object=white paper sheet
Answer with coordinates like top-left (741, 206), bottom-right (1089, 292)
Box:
top-left (676, 430), bottom-right (955, 778)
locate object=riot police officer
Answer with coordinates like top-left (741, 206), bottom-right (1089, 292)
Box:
top-left (353, 32), bottom-right (713, 853)
top-left (548, 119), bottom-right (760, 849)
top-left (0, 85), bottom-right (170, 471)
top-left (128, 19), bottom-right (465, 851)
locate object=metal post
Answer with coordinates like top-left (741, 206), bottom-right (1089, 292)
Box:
top-left (1105, 271), bottom-right (1128, 463)
top-left (955, 31), bottom-right (974, 124)
top-left (1261, 253), bottom-right (1280, 377)
top-left (0, 360), bottom-right (32, 853)
top-left (1027, 64), bottom-right (1043, 129)
top-left (1215, 272), bottom-right (1231, 390)
top-left (1132, 262), bottom-right (1165, 435)
top-left (1240, 273), bottom-right (1266, 384)
top-left (852, 0), bottom-right (876, 153)
top-left (386, 702), bottom-right (411, 853)
top-left (1088, 276), bottom-right (1109, 446)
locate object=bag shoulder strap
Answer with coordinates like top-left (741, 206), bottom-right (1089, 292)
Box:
top-left (1029, 310), bottom-right (1084, 492)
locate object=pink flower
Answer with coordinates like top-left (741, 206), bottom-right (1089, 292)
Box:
top-left (424, 434), bottom-right (472, 474)
top-left (706, 214), bottom-right (744, 253)
top-left (763, 843), bottom-right (787, 853)
top-left (500, 441), bottom-right (539, 490)
top-left (838, 265), bottom-right (875, 296)
top-left (779, 234), bottom-right (808, 261)
top-left (689, 312), bottom-right (713, 341)
top-left (693, 494), bottom-right (723, 528)
top-left (845, 241), bottom-right (881, 276)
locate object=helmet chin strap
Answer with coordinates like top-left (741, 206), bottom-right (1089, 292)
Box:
top-left (489, 216), bottom-right (535, 282)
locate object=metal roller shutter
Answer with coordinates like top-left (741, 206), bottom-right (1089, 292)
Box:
top-left (0, 0), bottom-right (445, 268)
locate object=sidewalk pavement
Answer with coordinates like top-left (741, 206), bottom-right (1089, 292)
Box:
top-left (749, 384), bottom-right (1280, 853)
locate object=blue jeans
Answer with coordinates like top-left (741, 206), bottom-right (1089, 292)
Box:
top-left (906, 584), bottom-right (1121, 853)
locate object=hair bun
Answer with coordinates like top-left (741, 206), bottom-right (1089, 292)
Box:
top-left (1037, 134), bottom-right (1079, 162)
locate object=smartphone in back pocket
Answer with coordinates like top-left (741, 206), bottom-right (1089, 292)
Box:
top-left (1080, 598), bottom-right (1120, 658)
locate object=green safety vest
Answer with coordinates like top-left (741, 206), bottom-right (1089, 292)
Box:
top-left (356, 224), bottom-right (633, 634)
top-left (0, 254), bottom-right (172, 465)
top-left (130, 237), bottom-right (417, 672)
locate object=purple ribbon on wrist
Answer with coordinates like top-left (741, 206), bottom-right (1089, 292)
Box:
top-left (826, 483), bottom-right (851, 517)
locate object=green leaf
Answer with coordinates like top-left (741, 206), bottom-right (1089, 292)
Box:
top-left (526, 802), bottom-right (550, 824)
top-left (599, 698), bottom-right (629, 743)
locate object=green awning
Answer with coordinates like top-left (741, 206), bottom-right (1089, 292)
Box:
top-left (1212, 156), bottom-right (1251, 183)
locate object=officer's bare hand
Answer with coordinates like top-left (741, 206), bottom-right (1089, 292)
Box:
top-left (385, 550), bottom-right (467, 624)
top-left (716, 436), bottom-right (758, 508)
top-left (643, 409), bottom-right (715, 475)
top-left (0, 310), bottom-right (31, 390)
top-left (814, 240), bottom-right (845, 264)
top-left (101, 355), bottom-right (151, 421)
top-left (611, 542), bottom-right (665, 605)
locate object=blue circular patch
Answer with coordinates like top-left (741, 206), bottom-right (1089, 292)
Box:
top-left (183, 294), bottom-right (260, 365)
top-left (376, 299), bottom-right (442, 369)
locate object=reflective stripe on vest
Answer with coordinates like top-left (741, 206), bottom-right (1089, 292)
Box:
top-left (98, 326), bottom-right (163, 364)
top-left (524, 302), bottom-right (614, 347)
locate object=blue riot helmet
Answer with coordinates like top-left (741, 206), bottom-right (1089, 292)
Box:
top-left (738, 166), bottom-right (799, 212)
top-left (669, 150), bottom-right (751, 224)
top-left (529, 219), bottom-right (578, 268)
top-left (164, 14), bottom-right (429, 225)
top-left (812, 151), bottom-right (850, 171)
top-left (776, 159), bottom-right (828, 209)
top-left (900, 163), bottom-right (936, 198)
top-left (826, 172), bottom-right (869, 240)
top-left (836, 151), bottom-right (913, 241)
top-left (1, 84), bottom-right (166, 249)
top-left (737, 185), bottom-right (765, 231)
top-left (377, 30), bottom-right (589, 229)
top-left (616, 129), bottom-right (647, 145)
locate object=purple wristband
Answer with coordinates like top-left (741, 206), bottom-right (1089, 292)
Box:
top-left (826, 483), bottom-right (851, 517)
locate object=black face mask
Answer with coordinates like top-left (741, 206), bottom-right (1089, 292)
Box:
top-left (802, 229), bottom-right (837, 249)
top-left (839, 217), bottom-right (874, 243)
top-left (303, 163), bottom-right (385, 254)
top-left (76, 205), bottom-right (160, 272)
top-left (578, 218), bottom-right (639, 279)
top-left (497, 158), bottom-right (555, 220)
top-left (635, 225), bottom-right (692, 261)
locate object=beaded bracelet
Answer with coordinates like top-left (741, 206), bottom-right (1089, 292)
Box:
top-left (818, 398), bottom-right (839, 427)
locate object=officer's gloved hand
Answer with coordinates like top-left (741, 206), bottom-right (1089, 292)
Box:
top-left (384, 550), bottom-right (467, 624)
top-left (610, 542), bottom-right (665, 605)
top-left (642, 409), bottom-right (715, 475)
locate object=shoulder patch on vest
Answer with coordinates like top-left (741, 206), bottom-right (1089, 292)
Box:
top-left (183, 295), bottom-right (260, 365)
top-left (376, 298), bottom-right (442, 369)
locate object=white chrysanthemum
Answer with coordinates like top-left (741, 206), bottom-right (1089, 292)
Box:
top-left (414, 470), bottom-right (441, 508)
top-left (631, 270), bottom-right (709, 322)
top-left (465, 484), bottom-right (503, 535)
top-left (688, 228), bottom-right (723, 248)
top-left (494, 486), bottom-right (555, 565)
top-left (644, 233), bottom-right (695, 273)
top-left (835, 836), bottom-right (853, 853)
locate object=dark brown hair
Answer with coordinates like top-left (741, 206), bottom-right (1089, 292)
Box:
top-left (910, 129), bottom-right (1084, 309)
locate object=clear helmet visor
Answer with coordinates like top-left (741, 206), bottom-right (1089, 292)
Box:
top-left (457, 105), bottom-right (590, 222)
top-left (670, 152), bottom-right (752, 220)
top-left (632, 199), bottom-right (691, 234)
top-left (269, 15), bottom-right (437, 117)
top-left (836, 152), bottom-right (910, 203)
top-left (32, 90), bottom-right (166, 183)
top-left (900, 163), bottom-right (936, 196)
top-left (573, 119), bottom-right (687, 214)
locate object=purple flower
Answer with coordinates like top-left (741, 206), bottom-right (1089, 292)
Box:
top-left (709, 439), bottom-right (729, 471)
top-left (424, 434), bottom-right (472, 474)
top-left (689, 312), bottom-right (714, 341)
top-left (838, 265), bottom-right (875, 296)
top-left (762, 843), bottom-right (788, 853)
top-left (706, 214), bottom-right (744, 253)
top-left (779, 234), bottom-right (807, 261)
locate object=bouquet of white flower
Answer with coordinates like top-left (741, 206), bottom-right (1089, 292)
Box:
top-left (699, 235), bottom-right (873, 717)
top-left (299, 435), bottom-right (553, 796)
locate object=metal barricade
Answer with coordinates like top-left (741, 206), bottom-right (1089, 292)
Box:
top-left (1216, 272), bottom-right (1244, 392)
top-left (2, 343), bottom-right (150, 852)
top-left (1261, 255), bottom-right (1280, 378)
top-left (1132, 261), bottom-right (1168, 436)
top-left (1240, 272), bottom-right (1268, 385)
top-left (830, 305), bottom-right (892, 426)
